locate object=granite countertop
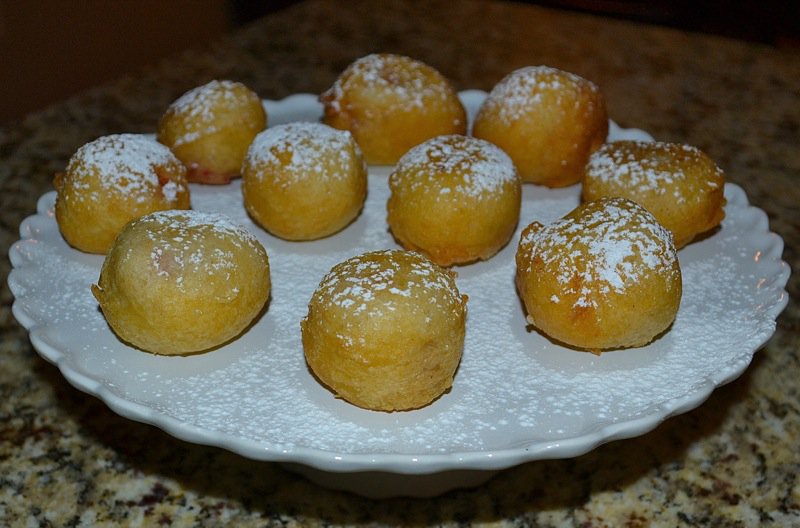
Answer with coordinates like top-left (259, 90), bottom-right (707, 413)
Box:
top-left (1, 0), bottom-right (798, 525)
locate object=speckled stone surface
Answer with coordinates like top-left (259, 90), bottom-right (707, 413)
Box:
top-left (1, 0), bottom-right (798, 525)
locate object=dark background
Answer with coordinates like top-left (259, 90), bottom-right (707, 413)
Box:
top-left (1, 0), bottom-right (797, 123)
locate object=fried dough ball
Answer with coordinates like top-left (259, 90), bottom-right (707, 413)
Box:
top-left (582, 140), bottom-right (726, 248)
top-left (242, 122), bottom-right (367, 240)
top-left (157, 80), bottom-right (267, 184)
top-left (54, 133), bottom-right (190, 254)
top-left (320, 53), bottom-right (467, 165)
top-left (387, 134), bottom-right (521, 266)
top-left (473, 66), bottom-right (608, 187)
top-left (515, 197), bottom-right (681, 351)
top-left (92, 210), bottom-right (270, 355)
top-left (301, 249), bottom-right (468, 411)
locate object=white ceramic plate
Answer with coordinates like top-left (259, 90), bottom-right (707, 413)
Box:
top-left (8, 91), bottom-right (790, 480)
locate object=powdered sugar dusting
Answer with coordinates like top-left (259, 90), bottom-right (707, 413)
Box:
top-left (322, 53), bottom-right (455, 113)
top-left (65, 133), bottom-right (186, 204)
top-left (245, 122), bottom-right (361, 186)
top-left (125, 210), bottom-right (262, 289)
top-left (161, 181), bottom-right (179, 202)
top-left (315, 249), bottom-right (461, 317)
top-left (165, 80), bottom-right (259, 147)
top-left (479, 65), bottom-right (600, 126)
top-left (390, 134), bottom-right (518, 198)
top-left (585, 140), bottom-right (725, 203)
top-left (521, 198), bottom-right (679, 309)
top-left (141, 209), bottom-right (258, 245)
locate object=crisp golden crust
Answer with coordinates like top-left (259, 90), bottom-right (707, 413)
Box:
top-left (242, 122), bottom-right (367, 240)
top-left (387, 134), bottom-right (521, 266)
top-left (473, 66), bottom-right (608, 187)
top-left (54, 133), bottom-right (190, 254)
top-left (320, 53), bottom-right (467, 165)
top-left (582, 140), bottom-right (726, 248)
top-left (92, 210), bottom-right (270, 355)
top-left (515, 198), bottom-right (681, 351)
top-left (301, 250), bottom-right (468, 411)
top-left (157, 80), bottom-right (267, 184)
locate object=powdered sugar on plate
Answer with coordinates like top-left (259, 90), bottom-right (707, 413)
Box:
top-left (8, 92), bottom-right (789, 474)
